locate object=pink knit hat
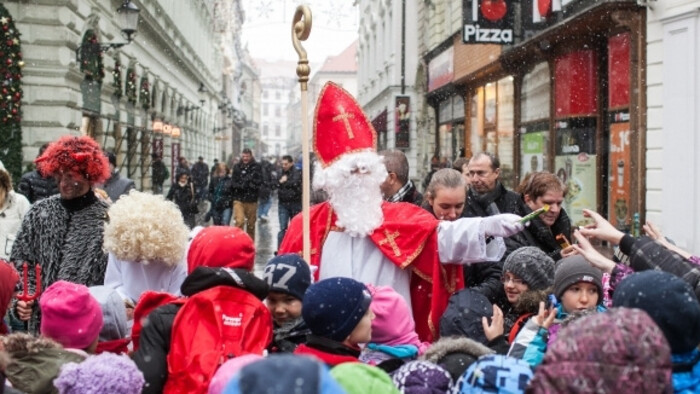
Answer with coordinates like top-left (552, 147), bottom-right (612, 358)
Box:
top-left (207, 354), bottom-right (263, 394)
top-left (40, 281), bottom-right (104, 350)
top-left (367, 284), bottom-right (429, 354)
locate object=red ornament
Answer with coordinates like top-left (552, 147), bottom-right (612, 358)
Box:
top-left (3, 25), bottom-right (8, 31)
top-left (2, 88), bottom-right (6, 95)
top-left (6, 59), bottom-right (11, 65)
top-left (17, 52), bottom-right (21, 59)
top-left (6, 40), bottom-right (12, 46)
top-left (480, 0), bottom-right (507, 22)
top-left (11, 108), bottom-right (17, 114)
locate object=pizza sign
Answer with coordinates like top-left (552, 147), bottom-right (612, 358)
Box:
top-left (463, 0), bottom-right (515, 45)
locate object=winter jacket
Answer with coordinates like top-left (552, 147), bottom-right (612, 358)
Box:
top-left (507, 303), bottom-right (607, 367)
top-left (103, 253), bottom-right (187, 304)
top-left (102, 171), bottom-right (135, 202)
top-left (672, 349), bottom-right (700, 393)
top-left (258, 160), bottom-right (274, 200)
top-left (16, 170), bottom-right (58, 204)
top-left (3, 334), bottom-right (86, 394)
top-left (277, 166), bottom-right (302, 205)
top-left (619, 235), bottom-right (700, 299)
top-left (132, 267), bottom-right (269, 394)
top-left (0, 191), bottom-right (30, 260)
top-left (166, 181), bottom-right (195, 227)
top-left (395, 180), bottom-right (424, 206)
top-left (463, 182), bottom-right (527, 219)
top-left (504, 204), bottom-right (572, 263)
top-left (152, 160), bottom-right (169, 186)
top-left (230, 160), bottom-right (262, 203)
top-left (208, 175), bottom-right (234, 211)
top-left (9, 191), bottom-right (109, 333)
top-left (191, 161), bottom-right (210, 190)
top-left (294, 335), bottom-right (361, 367)
top-left (269, 317), bottom-right (311, 353)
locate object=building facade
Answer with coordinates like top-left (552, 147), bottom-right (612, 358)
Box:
top-left (256, 59), bottom-right (296, 158)
top-left (357, 0), bottom-right (422, 184)
top-left (2, 0), bottom-right (239, 190)
top-left (645, 0), bottom-right (700, 250)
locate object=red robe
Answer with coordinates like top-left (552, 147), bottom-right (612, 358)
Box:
top-left (278, 201), bottom-right (464, 342)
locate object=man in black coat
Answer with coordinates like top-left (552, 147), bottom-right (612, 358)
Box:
top-left (379, 149), bottom-right (423, 206)
top-left (276, 155), bottom-right (302, 247)
top-left (16, 143), bottom-right (58, 203)
top-left (230, 149), bottom-right (262, 240)
top-left (463, 152), bottom-right (528, 302)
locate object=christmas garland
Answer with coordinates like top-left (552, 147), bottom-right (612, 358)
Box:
top-left (0, 4), bottom-right (23, 182)
top-left (79, 29), bottom-right (104, 83)
top-left (112, 57), bottom-right (122, 98)
top-left (125, 67), bottom-right (136, 104)
top-left (139, 75), bottom-right (150, 110)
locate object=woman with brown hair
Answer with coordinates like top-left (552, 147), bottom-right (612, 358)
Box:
top-left (506, 172), bottom-right (575, 261)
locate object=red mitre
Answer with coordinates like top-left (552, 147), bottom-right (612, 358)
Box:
top-left (313, 82), bottom-right (377, 167)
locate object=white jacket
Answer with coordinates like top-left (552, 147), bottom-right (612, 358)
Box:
top-left (0, 191), bottom-right (30, 260)
top-left (103, 252), bottom-right (187, 304)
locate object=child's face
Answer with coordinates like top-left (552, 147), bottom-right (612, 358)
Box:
top-left (502, 271), bottom-right (529, 304)
top-left (344, 308), bottom-right (375, 346)
top-left (266, 291), bottom-right (302, 326)
top-left (560, 282), bottom-right (599, 313)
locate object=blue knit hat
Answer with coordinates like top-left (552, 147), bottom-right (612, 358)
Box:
top-left (453, 354), bottom-right (533, 394)
top-left (224, 354), bottom-right (345, 394)
top-left (263, 254), bottom-right (312, 301)
top-left (302, 277), bottom-right (372, 342)
top-left (613, 270), bottom-right (700, 354)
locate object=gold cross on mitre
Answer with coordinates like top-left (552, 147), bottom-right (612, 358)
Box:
top-left (378, 230), bottom-right (401, 257)
top-left (332, 105), bottom-right (355, 139)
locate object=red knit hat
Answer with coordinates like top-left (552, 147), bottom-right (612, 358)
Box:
top-left (313, 82), bottom-right (377, 168)
top-left (186, 226), bottom-right (255, 274)
top-left (35, 135), bottom-right (110, 185)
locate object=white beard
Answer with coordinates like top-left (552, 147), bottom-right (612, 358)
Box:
top-left (313, 151), bottom-right (387, 237)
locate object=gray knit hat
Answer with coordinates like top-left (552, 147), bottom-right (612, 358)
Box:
top-left (554, 255), bottom-right (603, 302)
top-left (503, 247), bottom-right (555, 290)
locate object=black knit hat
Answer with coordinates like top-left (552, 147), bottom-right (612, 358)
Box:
top-left (302, 277), bottom-right (372, 342)
top-left (553, 255), bottom-right (603, 302)
top-left (613, 270), bottom-right (700, 354)
top-left (503, 247), bottom-right (555, 290)
top-left (263, 254), bottom-right (312, 301)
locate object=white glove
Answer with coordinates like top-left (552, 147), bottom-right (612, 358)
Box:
top-left (482, 214), bottom-right (524, 238)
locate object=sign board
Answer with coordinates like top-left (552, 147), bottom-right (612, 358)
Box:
top-left (462, 0), bottom-right (515, 44)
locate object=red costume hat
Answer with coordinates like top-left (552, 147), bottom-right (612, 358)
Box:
top-left (313, 82), bottom-right (377, 167)
top-left (35, 135), bottom-right (110, 185)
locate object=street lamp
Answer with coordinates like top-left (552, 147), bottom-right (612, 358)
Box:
top-left (198, 83), bottom-right (208, 107)
top-left (75, 0), bottom-right (140, 62)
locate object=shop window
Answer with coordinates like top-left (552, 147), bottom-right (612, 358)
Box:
top-left (520, 62), bottom-right (551, 180)
top-left (469, 77), bottom-right (515, 188)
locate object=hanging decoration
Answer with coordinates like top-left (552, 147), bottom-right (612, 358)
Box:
top-left (79, 29), bottom-right (105, 83)
top-left (125, 66), bottom-right (137, 104)
top-left (139, 75), bottom-right (150, 110)
top-left (112, 57), bottom-right (122, 98)
top-left (0, 4), bottom-right (24, 182)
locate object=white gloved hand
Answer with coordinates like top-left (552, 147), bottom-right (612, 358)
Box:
top-left (482, 214), bottom-right (525, 238)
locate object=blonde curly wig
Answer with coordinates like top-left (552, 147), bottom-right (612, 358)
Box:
top-left (103, 190), bottom-right (189, 266)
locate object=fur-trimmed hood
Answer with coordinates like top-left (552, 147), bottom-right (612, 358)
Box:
top-left (421, 336), bottom-right (494, 364)
top-left (513, 287), bottom-right (551, 315)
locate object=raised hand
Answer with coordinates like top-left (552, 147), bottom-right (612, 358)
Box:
top-left (577, 209), bottom-right (625, 245)
top-left (571, 229), bottom-right (616, 273)
top-left (482, 304), bottom-right (505, 341)
top-left (534, 301), bottom-right (557, 329)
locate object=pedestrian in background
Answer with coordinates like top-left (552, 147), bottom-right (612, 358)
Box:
top-left (257, 156), bottom-right (274, 223)
top-left (0, 168), bottom-right (30, 260)
top-left (102, 151), bottom-right (135, 203)
top-left (151, 154), bottom-right (169, 194)
top-left (276, 154), bottom-right (301, 247)
top-left (16, 143), bottom-right (58, 203)
top-left (208, 162), bottom-right (233, 225)
top-left (167, 172), bottom-right (196, 228)
top-left (231, 148), bottom-right (262, 240)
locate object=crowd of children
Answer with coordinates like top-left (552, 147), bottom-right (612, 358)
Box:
top-left (1, 159), bottom-right (700, 392)
top-left (0, 206), bottom-right (699, 393)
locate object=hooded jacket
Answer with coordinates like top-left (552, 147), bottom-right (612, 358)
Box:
top-left (3, 333), bottom-right (86, 394)
top-left (132, 267), bottom-right (268, 394)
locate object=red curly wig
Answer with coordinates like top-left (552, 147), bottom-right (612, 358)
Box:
top-left (35, 135), bottom-right (110, 185)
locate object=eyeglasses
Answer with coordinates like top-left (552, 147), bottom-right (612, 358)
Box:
top-left (501, 275), bottom-right (525, 286)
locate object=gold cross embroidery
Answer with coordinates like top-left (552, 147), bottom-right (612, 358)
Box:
top-left (378, 230), bottom-right (401, 257)
top-left (332, 105), bottom-right (355, 139)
